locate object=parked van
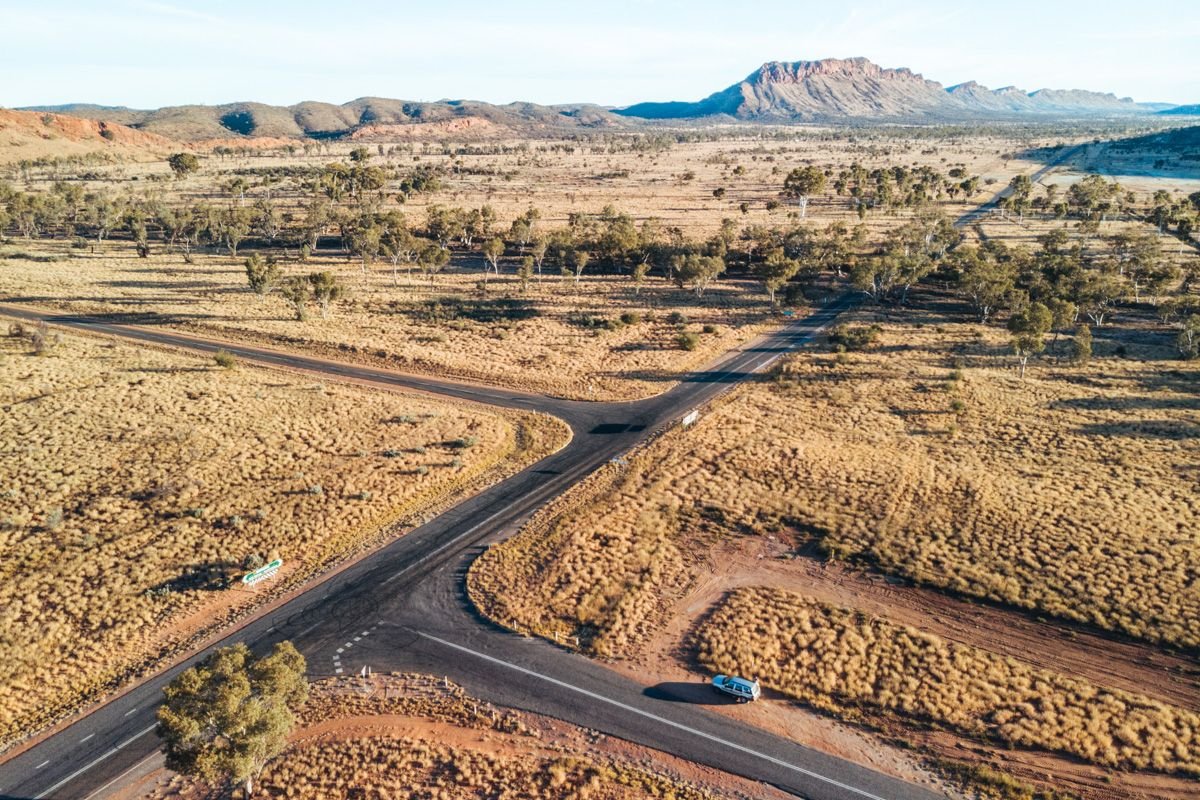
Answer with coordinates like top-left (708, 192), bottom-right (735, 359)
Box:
top-left (711, 674), bottom-right (761, 702)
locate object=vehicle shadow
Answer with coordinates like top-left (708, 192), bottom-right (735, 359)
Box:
top-left (643, 681), bottom-right (734, 705)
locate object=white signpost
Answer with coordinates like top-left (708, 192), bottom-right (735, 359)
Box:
top-left (242, 558), bottom-right (283, 587)
top-left (681, 409), bottom-right (700, 427)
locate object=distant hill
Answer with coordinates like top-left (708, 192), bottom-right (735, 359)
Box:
top-left (0, 108), bottom-right (172, 164)
top-left (1160, 105), bottom-right (1200, 116)
top-left (617, 57), bottom-right (1167, 122)
top-left (18, 57), bottom-right (1177, 138)
top-left (19, 98), bottom-right (632, 142)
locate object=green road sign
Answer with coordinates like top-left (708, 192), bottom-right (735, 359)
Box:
top-left (242, 558), bottom-right (283, 586)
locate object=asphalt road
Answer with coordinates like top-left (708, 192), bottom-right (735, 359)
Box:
top-left (0, 160), bottom-right (1075, 798)
top-left (953, 143), bottom-right (1083, 228)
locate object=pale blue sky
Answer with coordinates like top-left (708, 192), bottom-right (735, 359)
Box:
top-left (2, 0), bottom-right (1197, 108)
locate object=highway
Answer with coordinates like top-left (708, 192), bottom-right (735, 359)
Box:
top-left (0, 158), bottom-right (1068, 798)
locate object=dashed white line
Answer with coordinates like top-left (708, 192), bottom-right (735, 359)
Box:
top-left (81, 750), bottom-right (160, 800)
top-left (123, 707), bottom-right (137, 717)
top-left (79, 733), bottom-right (94, 743)
top-left (416, 631), bottom-right (889, 800)
top-left (33, 724), bottom-right (156, 799)
top-left (36, 760), bottom-right (49, 769)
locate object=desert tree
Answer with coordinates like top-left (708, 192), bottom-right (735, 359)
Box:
top-left (951, 245), bottom-right (1017, 323)
top-left (85, 193), bottom-right (123, 246)
top-left (1008, 301), bottom-right (1052, 379)
top-left (566, 249), bottom-right (591, 287)
top-left (166, 152), bottom-right (200, 179)
top-left (1070, 323), bottom-right (1093, 365)
top-left (253, 198), bottom-right (282, 245)
top-left (630, 261), bottom-right (650, 296)
top-left (529, 234), bottom-right (548, 280)
top-left (279, 275), bottom-right (311, 321)
top-left (755, 248), bottom-right (800, 305)
top-left (672, 253), bottom-right (726, 298)
top-left (782, 166), bottom-right (826, 218)
top-left (245, 253), bottom-right (281, 295)
top-left (1074, 272), bottom-right (1124, 326)
top-left (1178, 315), bottom-right (1200, 360)
top-left (381, 223), bottom-right (418, 286)
top-left (308, 272), bottom-right (344, 319)
top-left (518, 255), bottom-right (534, 293)
top-left (417, 242), bottom-right (449, 287)
top-left (482, 236), bottom-right (504, 275)
top-left (348, 218), bottom-right (383, 272)
top-left (214, 206), bottom-right (253, 256)
top-left (157, 641), bottom-right (307, 798)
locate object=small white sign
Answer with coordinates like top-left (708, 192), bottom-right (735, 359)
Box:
top-left (242, 558), bottom-right (283, 586)
top-left (681, 410), bottom-right (700, 427)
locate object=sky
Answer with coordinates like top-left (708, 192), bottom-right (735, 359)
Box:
top-left (2, 0), bottom-right (1198, 109)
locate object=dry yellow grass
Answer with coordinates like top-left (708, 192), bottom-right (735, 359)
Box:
top-left (0, 242), bottom-right (773, 401)
top-left (697, 588), bottom-right (1200, 776)
top-left (470, 315), bottom-right (1200, 653)
top-left (0, 321), bottom-right (566, 749)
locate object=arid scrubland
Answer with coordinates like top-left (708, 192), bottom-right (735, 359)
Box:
top-left (471, 314), bottom-right (1200, 652)
top-left (136, 674), bottom-right (767, 800)
top-left (0, 322), bottom-right (565, 749)
top-left (0, 128), bottom-right (1091, 400)
top-left (698, 588), bottom-right (1200, 776)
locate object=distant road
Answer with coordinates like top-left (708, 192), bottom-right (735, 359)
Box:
top-left (954, 143), bottom-right (1083, 228)
top-left (0, 152), bottom-right (1055, 798)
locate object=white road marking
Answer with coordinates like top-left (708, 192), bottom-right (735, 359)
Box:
top-left (123, 707), bottom-right (137, 717)
top-left (79, 734), bottom-right (94, 743)
top-left (336, 647), bottom-right (344, 654)
top-left (33, 724), bottom-right (156, 799)
top-left (335, 668), bottom-right (343, 674)
top-left (81, 750), bottom-right (160, 800)
top-left (36, 761), bottom-right (49, 769)
top-left (416, 631), bottom-right (889, 800)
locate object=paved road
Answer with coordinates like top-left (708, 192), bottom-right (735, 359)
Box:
top-left (954, 144), bottom-right (1083, 229)
top-left (0, 297), bottom-right (945, 800)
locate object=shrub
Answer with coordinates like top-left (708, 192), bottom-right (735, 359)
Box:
top-left (666, 311), bottom-right (688, 325)
top-left (619, 311), bottom-right (642, 326)
top-left (31, 322), bottom-right (59, 355)
top-left (702, 324), bottom-right (717, 334)
top-left (43, 506), bottom-right (64, 531)
top-left (676, 332), bottom-right (700, 351)
top-left (213, 349), bottom-right (238, 369)
top-left (828, 324), bottom-right (882, 352)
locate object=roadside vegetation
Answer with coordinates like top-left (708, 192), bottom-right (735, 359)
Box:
top-left (698, 588), bottom-right (1200, 776)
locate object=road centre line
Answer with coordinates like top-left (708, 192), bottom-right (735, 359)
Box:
top-left (415, 631), bottom-right (888, 800)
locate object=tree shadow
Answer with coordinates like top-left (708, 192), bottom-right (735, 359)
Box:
top-left (148, 561), bottom-right (237, 595)
top-left (1075, 420), bottom-right (1199, 440)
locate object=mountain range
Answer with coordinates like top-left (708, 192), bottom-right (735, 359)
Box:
top-left (617, 58), bottom-right (1176, 121)
top-left (16, 57), bottom-right (1195, 142)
